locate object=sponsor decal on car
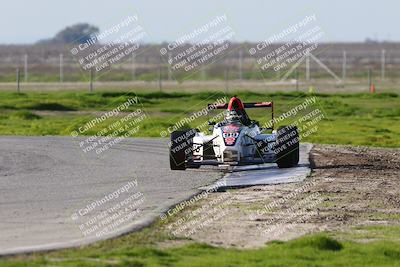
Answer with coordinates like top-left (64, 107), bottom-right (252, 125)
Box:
top-left (222, 124), bottom-right (240, 146)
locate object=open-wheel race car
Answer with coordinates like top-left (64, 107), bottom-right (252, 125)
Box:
top-left (169, 96), bottom-right (299, 170)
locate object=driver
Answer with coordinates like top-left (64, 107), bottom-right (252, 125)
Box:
top-left (225, 96), bottom-right (251, 125)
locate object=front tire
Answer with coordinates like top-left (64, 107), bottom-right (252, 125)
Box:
top-left (169, 129), bottom-right (195, 170)
top-left (275, 125), bottom-right (299, 168)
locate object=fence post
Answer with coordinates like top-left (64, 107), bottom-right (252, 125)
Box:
top-left (305, 53), bottom-right (310, 82)
top-left (201, 67), bottom-right (206, 80)
top-left (158, 67), bottom-right (162, 91)
top-left (381, 49), bottom-right (385, 81)
top-left (342, 50), bottom-right (346, 82)
top-left (59, 54), bottom-right (64, 82)
top-left (132, 53), bottom-right (136, 80)
top-left (16, 68), bottom-right (20, 93)
top-left (89, 68), bottom-right (94, 93)
top-left (24, 54), bottom-right (28, 82)
top-left (168, 53), bottom-right (172, 80)
top-left (238, 50), bottom-right (243, 80)
top-left (224, 69), bottom-right (229, 93)
top-left (368, 68), bottom-right (373, 93)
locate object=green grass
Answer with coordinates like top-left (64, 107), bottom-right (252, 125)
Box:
top-left (333, 225), bottom-right (400, 242)
top-left (9, 110), bottom-right (41, 120)
top-left (2, 225), bottom-right (400, 267)
top-left (0, 90), bottom-right (399, 147)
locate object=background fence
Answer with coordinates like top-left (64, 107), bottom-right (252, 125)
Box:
top-left (2, 43), bottom-right (400, 88)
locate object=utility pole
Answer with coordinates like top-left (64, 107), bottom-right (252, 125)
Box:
top-left (295, 68), bottom-right (299, 91)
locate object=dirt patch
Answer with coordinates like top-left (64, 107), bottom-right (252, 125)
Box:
top-left (161, 144), bottom-right (400, 248)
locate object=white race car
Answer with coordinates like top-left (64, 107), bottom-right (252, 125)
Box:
top-left (169, 96), bottom-right (299, 170)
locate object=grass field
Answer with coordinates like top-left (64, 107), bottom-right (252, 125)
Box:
top-left (0, 90), bottom-right (399, 147)
top-left (2, 222), bottom-right (400, 267)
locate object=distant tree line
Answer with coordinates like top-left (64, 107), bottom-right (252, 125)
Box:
top-left (37, 23), bottom-right (99, 44)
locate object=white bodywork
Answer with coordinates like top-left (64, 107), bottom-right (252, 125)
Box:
top-left (191, 121), bottom-right (277, 166)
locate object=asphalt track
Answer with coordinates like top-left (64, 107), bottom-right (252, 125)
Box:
top-left (0, 137), bottom-right (311, 255)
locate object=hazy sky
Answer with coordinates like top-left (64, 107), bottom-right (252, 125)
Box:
top-left (2, 0), bottom-right (398, 44)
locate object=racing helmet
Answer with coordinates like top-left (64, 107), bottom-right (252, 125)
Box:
top-left (225, 110), bottom-right (241, 122)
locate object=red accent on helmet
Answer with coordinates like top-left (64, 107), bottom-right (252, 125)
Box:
top-left (227, 97), bottom-right (244, 111)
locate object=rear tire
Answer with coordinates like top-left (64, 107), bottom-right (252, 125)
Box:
top-left (275, 125), bottom-right (299, 168)
top-left (169, 129), bottom-right (195, 170)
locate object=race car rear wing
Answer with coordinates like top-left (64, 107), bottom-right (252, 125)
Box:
top-left (208, 102), bottom-right (273, 109)
top-left (207, 101), bottom-right (275, 130)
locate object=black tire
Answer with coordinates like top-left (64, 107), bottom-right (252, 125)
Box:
top-left (169, 129), bottom-right (195, 170)
top-left (275, 125), bottom-right (300, 168)
top-left (255, 138), bottom-right (270, 158)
